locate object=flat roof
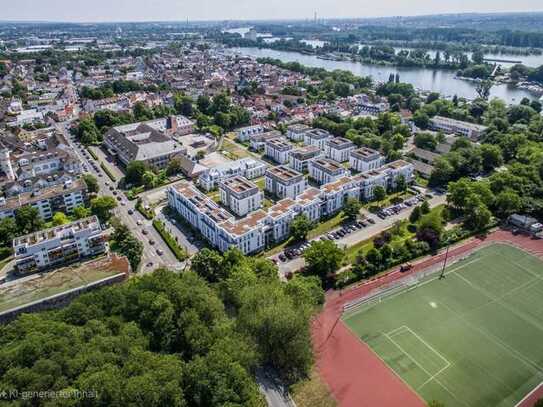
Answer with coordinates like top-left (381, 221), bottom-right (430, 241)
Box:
top-left (266, 165), bottom-right (303, 182)
top-left (351, 147), bottom-right (381, 160)
top-left (311, 158), bottom-right (345, 173)
top-left (14, 216), bottom-right (100, 247)
top-left (219, 176), bottom-right (259, 195)
top-left (327, 137), bottom-right (355, 149)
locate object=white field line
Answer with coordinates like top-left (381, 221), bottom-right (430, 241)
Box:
top-left (383, 330), bottom-right (465, 406)
top-left (514, 381), bottom-right (543, 407)
top-left (386, 325), bottom-right (452, 391)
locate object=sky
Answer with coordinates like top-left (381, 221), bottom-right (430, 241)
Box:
top-left (1, 0), bottom-right (542, 22)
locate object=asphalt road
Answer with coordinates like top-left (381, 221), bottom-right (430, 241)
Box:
top-left (256, 369), bottom-right (296, 407)
top-left (58, 124), bottom-right (184, 273)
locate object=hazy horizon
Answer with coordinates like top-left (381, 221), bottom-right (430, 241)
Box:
top-left (1, 0), bottom-right (543, 23)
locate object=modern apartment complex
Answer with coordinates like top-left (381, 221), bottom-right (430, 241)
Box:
top-left (219, 176), bottom-right (263, 217)
top-left (308, 158), bottom-right (350, 185)
top-left (288, 145), bottom-right (323, 173)
top-left (236, 125), bottom-right (265, 142)
top-left (264, 137), bottom-right (294, 164)
top-left (303, 128), bottom-right (332, 150)
top-left (349, 147), bottom-right (386, 173)
top-left (325, 137), bottom-right (356, 163)
top-left (265, 165), bottom-right (306, 199)
top-left (13, 216), bottom-right (107, 274)
top-left (169, 159), bottom-right (414, 255)
top-left (287, 124), bottom-right (311, 142)
top-left (198, 157), bottom-right (267, 191)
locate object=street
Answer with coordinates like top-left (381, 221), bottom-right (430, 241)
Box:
top-left (58, 123), bottom-right (184, 273)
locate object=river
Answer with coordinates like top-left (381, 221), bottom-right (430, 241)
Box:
top-left (232, 47), bottom-right (539, 103)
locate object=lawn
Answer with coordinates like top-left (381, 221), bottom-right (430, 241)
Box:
top-left (343, 243), bottom-right (543, 407)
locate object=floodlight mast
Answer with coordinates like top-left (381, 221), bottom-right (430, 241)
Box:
top-left (439, 245), bottom-right (450, 280)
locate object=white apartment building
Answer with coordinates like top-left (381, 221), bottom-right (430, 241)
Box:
top-left (288, 145), bottom-right (324, 173)
top-left (265, 166), bottom-right (306, 200)
top-left (0, 178), bottom-right (88, 221)
top-left (168, 182), bottom-right (267, 255)
top-left (236, 125), bottom-right (265, 142)
top-left (264, 137), bottom-right (294, 164)
top-left (13, 216), bottom-right (107, 274)
top-left (287, 124), bottom-right (311, 142)
top-left (168, 161), bottom-right (413, 253)
top-left (219, 176), bottom-right (263, 217)
top-left (349, 147), bottom-right (385, 173)
top-left (429, 116), bottom-right (488, 140)
top-left (304, 128), bottom-right (332, 150)
top-left (308, 158), bottom-right (350, 186)
top-left (199, 157), bottom-right (267, 191)
top-left (326, 137), bottom-right (356, 163)
top-left (249, 130), bottom-right (282, 151)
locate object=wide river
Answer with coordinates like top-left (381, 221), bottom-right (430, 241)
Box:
top-left (231, 47), bottom-right (541, 103)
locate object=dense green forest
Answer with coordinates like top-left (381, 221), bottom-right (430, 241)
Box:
top-left (0, 248), bottom-right (323, 406)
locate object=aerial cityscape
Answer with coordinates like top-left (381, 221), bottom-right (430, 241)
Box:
top-left (0, 2), bottom-right (543, 407)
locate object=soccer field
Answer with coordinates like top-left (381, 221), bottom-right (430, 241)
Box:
top-left (343, 243), bottom-right (543, 407)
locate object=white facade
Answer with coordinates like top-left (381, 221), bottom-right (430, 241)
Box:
top-left (264, 138), bottom-right (294, 164)
top-left (219, 176), bottom-right (263, 217)
top-left (236, 125), bottom-right (265, 142)
top-left (287, 124), bottom-right (311, 142)
top-left (304, 129), bottom-right (332, 150)
top-left (429, 116), bottom-right (488, 140)
top-left (349, 147), bottom-right (385, 173)
top-left (265, 166), bottom-right (306, 200)
top-left (199, 157), bottom-right (267, 191)
top-left (13, 216), bottom-right (107, 274)
top-left (308, 158), bottom-right (349, 186)
top-left (325, 137), bottom-right (356, 163)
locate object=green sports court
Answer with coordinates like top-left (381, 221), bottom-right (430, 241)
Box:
top-left (343, 243), bottom-right (543, 407)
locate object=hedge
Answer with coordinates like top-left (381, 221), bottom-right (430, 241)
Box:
top-left (153, 219), bottom-right (188, 261)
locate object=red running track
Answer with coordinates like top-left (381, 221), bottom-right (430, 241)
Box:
top-left (312, 229), bottom-right (543, 407)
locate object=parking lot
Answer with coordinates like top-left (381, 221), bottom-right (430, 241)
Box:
top-left (272, 192), bottom-right (447, 277)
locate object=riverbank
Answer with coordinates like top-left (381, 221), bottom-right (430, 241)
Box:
top-left (231, 47), bottom-right (539, 102)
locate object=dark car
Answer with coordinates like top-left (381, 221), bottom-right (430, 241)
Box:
top-left (278, 254), bottom-right (287, 262)
top-left (367, 218), bottom-right (376, 224)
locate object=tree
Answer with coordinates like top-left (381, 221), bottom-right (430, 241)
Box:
top-left (420, 200), bottom-right (431, 214)
top-left (15, 206), bottom-right (44, 234)
top-left (83, 174), bottom-right (99, 194)
top-left (395, 174), bottom-right (407, 192)
top-left (414, 132), bottom-right (437, 150)
top-left (190, 248), bottom-right (226, 283)
top-left (117, 234), bottom-right (143, 271)
top-left (494, 190), bottom-right (522, 218)
top-left (417, 210), bottom-right (444, 249)
top-left (413, 111), bottom-right (430, 129)
top-left (52, 212), bottom-right (69, 226)
top-left (290, 214), bottom-right (313, 241)
top-left (143, 171), bottom-right (157, 189)
top-left (409, 206), bottom-right (422, 223)
top-left (343, 198), bottom-right (362, 220)
top-left (480, 144), bottom-right (503, 172)
top-left (475, 80), bottom-right (493, 100)
top-left (304, 240), bottom-right (344, 280)
top-left (73, 205), bottom-right (91, 219)
top-left (125, 161), bottom-right (148, 186)
top-left (373, 186), bottom-right (386, 202)
top-left (0, 217), bottom-right (18, 247)
top-left (464, 199), bottom-right (492, 231)
top-left (91, 196), bottom-right (118, 223)
top-left (166, 158), bottom-right (183, 176)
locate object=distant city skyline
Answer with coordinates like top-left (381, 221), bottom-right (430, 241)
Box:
top-left (1, 0), bottom-right (543, 23)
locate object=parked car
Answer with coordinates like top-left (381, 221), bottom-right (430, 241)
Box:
top-left (367, 218), bottom-right (375, 224)
top-left (278, 254), bottom-right (287, 262)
